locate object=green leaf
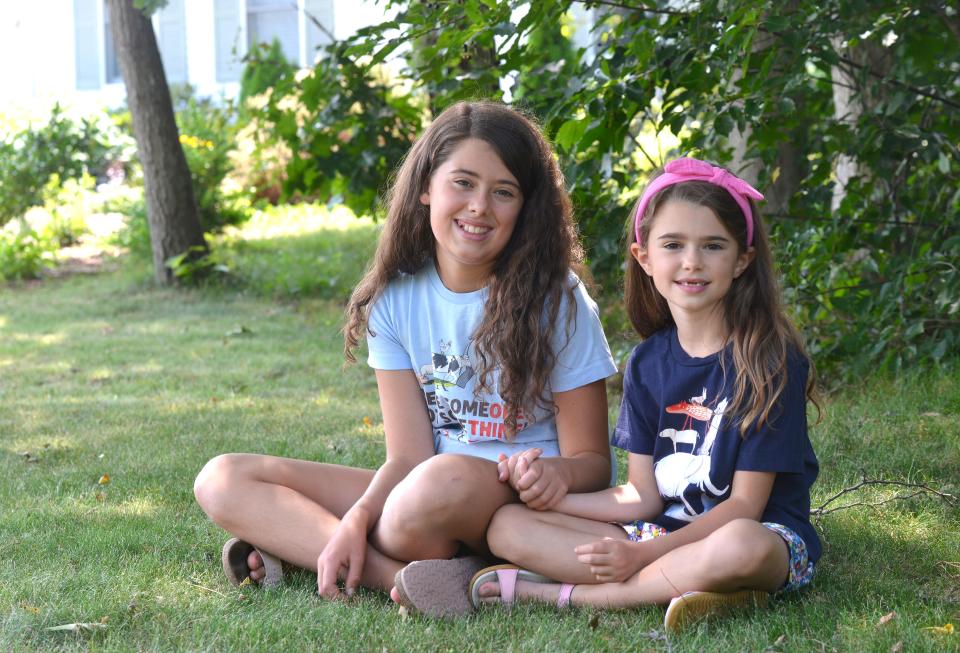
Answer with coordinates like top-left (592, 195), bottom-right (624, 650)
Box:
top-left (554, 119), bottom-right (588, 151)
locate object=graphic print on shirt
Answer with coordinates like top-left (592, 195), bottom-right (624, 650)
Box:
top-left (417, 339), bottom-right (527, 444)
top-left (654, 387), bottom-right (731, 522)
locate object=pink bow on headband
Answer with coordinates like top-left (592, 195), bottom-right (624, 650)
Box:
top-left (634, 158), bottom-right (764, 247)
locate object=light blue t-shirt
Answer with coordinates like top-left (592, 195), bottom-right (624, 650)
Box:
top-left (367, 261), bottom-right (617, 462)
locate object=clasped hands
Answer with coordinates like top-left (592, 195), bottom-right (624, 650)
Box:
top-left (496, 447), bottom-right (569, 511)
top-left (498, 447), bottom-right (650, 583)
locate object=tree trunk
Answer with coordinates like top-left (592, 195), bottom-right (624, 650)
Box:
top-left (107, 0), bottom-right (207, 285)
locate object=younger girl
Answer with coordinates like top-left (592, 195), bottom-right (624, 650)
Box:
top-left (193, 101), bottom-right (617, 618)
top-left (471, 158), bottom-right (820, 631)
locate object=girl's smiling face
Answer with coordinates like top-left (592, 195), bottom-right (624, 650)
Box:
top-left (631, 199), bottom-right (754, 332)
top-left (420, 138), bottom-right (524, 292)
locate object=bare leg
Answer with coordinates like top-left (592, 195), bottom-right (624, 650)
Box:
top-left (372, 454), bottom-right (518, 560)
top-left (482, 512), bottom-right (790, 608)
top-left (487, 504), bottom-right (630, 583)
top-left (194, 453), bottom-right (403, 591)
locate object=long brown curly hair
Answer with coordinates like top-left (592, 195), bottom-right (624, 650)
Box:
top-left (344, 101), bottom-right (584, 435)
top-left (625, 172), bottom-right (819, 434)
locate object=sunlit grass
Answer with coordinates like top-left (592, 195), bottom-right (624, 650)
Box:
top-left (0, 209), bottom-right (958, 652)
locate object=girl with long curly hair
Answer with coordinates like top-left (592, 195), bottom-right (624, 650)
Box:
top-left (193, 101), bottom-right (617, 617)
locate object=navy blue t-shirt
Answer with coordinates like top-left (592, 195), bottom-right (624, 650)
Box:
top-left (612, 328), bottom-right (821, 562)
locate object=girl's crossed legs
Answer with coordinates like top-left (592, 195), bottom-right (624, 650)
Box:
top-left (193, 452), bottom-right (515, 592)
top-left (480, 504), bottom-right (789, 608)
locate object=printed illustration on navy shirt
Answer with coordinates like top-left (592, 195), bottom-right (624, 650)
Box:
top-left (415, 339), bottom-right (528, 444)
top-left (655, 387), bottom-right (731, 523)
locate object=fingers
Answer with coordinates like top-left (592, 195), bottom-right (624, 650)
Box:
top-left (343, 554), bottom-right (363, 598)
top-left (317, 556), bottom-right (346, 600)
top-left (497, 453), bottom-right (509, 482)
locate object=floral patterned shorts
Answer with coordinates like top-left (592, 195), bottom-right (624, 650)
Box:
top-left (618, 520), bottom-right (815, 593)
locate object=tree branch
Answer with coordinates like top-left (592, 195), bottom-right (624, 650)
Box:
top-left (577, 0), bottom-right (691, 16)
top-left (812, 475), bottom-right (958, 519)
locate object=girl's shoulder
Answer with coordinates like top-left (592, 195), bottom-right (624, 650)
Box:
top-left (625, 328), bottom-right (673, 368)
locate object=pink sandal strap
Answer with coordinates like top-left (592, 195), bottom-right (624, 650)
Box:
top-left (557, 583), bottom-right (575, 609)
top-left (496, 569), bottom-right (519, 605)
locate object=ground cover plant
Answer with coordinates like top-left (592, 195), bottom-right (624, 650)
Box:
top-left (1, 212), bottom-right (958, 652)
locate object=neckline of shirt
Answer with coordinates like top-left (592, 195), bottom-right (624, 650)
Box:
top-left (426, 259), bottom-right (489, 305)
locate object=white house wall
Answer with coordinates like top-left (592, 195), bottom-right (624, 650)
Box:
top-left (0, 0), bottom-right (373, 116)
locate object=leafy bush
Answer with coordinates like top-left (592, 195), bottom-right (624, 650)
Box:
top-left (239, 38), bottom-right (297, 110)
top-left (0, 223), bottom-right (49, 281)
top-left (173, 90), bottom-right (250, 234)
top-left (33, 174), bottom-right (95, 248)
top-left (0, 104), bottom-right (129, 227)
top-left (258, 0), bottom-right (958, 379)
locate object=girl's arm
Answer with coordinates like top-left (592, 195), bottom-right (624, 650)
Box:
top-left (317, 369), bottom-right (435, 598)
top-left (504, 379), bottom-right (612, 510)
top-left (574, 470), bottom-right (775, 582)
top-left (554, 453), bottom-right (663, 522)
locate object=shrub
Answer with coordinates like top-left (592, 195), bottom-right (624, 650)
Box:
top-left (0, 104), bottom-right (128, 227)
top-left (173, 89), bottom-right (250, 233)
top-left (0, 223), bottom-right (49, 281)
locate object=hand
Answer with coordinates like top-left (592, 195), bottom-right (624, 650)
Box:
top-left (498, 448), bottom-right (569, 511)
top-left (496, 448), bottom-right (542, 485)
top-left (574, 538), bottom-right (647, 583)
top-left (316, 509), bottom-right (368, 600)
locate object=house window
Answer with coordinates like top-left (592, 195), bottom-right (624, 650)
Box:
top-left (246, 0), bottom-right (300, 64)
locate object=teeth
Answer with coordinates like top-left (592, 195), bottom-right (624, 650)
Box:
top-left (458, 221), bottom-right (490, 234)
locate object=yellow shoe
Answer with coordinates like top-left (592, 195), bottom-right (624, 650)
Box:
top-left (663, 589), bottom-right (768, 632)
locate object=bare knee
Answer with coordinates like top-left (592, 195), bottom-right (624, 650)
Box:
top-left (377, 454), bottom-right (504, 558)
top-left (194, 453), bottom-right (249, 522)
top-left (702, 519), bottom-right (784, 582)
top-left (385, 455), bottom-right (487, 526)
top-left (487, 504), bottom-right (532, 560)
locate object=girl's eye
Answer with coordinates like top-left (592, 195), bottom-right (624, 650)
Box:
top-left (663, 242), bottom-right (682, 250)
top-left (454, 178), bottom-right (472, 188)
top-left (494, 188), bottom-right (516, 199)
top-left (705, 243), bottom-right (724, 251)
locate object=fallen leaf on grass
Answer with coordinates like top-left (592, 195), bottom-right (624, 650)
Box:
top-left (362, 416), bottom-right (373, 427)
top-left (877, 611), bottom-right (896, 627)
top-left (923, 623), bottom-right (954, 635)
top-left (238, 577), bottom-right (252, 587)
top-left (98, 474), bottom-right (110, 485)
top-left (225, 325), bottom-right (253, 338)
top-left (587, 613), bottom-right (600, 629)
top-left (890, 642), bottom-right (903, 653)
top-left (19, 603), bottom-right (40, 614)
top-left (46, 622), bottom-right (107, 632)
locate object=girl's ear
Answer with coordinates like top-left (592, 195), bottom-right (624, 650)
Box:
top-left (630, 242), bottom-right (653, 276)
top-left (419, 190), bottom-right (430, 206)
top-left (734, 246), bottom-right (756, 278)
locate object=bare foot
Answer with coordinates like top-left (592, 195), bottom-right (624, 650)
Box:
top-left (247, 550), bottom-right (266, 582)
top-left (476, 578), bottom-right (564, 605)
top-left (389, 586), bottom-right (401, 604)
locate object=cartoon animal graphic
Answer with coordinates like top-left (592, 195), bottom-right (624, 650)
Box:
top-left (665, 387), bottom-right (713, 430)
top-left (658, 427), bottom-right (699, 453)
top-left (655, 396), bottom-right (731, 522)
top-left (417, 340), bottom-right (475, 389)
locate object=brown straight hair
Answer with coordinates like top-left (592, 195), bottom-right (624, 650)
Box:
top-left (625, 174), bottom-right (819, 434)
top-left (343, 101), bottom-right (584, 435)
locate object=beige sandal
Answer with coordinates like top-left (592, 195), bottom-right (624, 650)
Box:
top-left (221, 537), bottom-right (284, 589)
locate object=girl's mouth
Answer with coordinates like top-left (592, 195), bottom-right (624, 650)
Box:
top-left (456, 219), bottom-right (492, 235)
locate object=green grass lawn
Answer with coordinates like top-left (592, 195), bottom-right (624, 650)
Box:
top-left (1, 211), bottom-right (958, 652)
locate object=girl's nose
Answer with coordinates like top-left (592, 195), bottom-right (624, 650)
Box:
top-left (468, 192), bottom-right (488, 214)
top-left (681, 248), bottom-right (703, 269)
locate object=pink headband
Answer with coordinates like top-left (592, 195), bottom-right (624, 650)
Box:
top-left (634, 158), bottom-right (764, 247)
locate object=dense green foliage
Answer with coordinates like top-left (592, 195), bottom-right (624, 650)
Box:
top-left (0, 105), bottom-right (125, 226)
top-left (257, 0), bottom-right (958, 380)
top-left (239, 38), bottom-right (297, 110)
